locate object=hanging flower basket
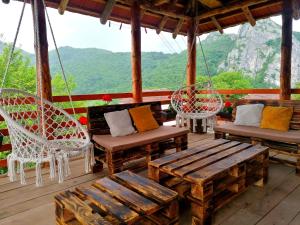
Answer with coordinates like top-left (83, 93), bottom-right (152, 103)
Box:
top-left (0, 133), bottom-right (8, 168)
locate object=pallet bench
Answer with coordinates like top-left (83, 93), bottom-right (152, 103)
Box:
top-left (87, 101), bottom-right (189, 174)
top-left (148, 139), bottom-right (269, 225)
top-left (55, 170), bottom-right (179, 225)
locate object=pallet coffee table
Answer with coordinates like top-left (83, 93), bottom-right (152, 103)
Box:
top-left (148, 139), bottom-right (269, 225)
top-left (55, 170), bottom-right (179, 225)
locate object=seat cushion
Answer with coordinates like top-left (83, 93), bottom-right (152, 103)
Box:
top-left (129, 105), bottom-right (159, 132)
top-left (93, 126), bottom-right (189, 152)
top-left (260, 106), bottom-right (293, 131)
top-left (215, 122), bottom-right (300, 144)
top-left (234, 104), bottom-right (264, 127)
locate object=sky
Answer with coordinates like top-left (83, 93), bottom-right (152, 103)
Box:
top-left (0, 1), bottom-right (300, 54)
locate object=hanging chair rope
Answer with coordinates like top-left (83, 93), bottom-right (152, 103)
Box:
top-left (1, 0), bottom-right (26, 89)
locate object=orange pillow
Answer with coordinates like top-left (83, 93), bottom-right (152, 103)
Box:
top-left (260, 106), bottom-right (293, 131)
top-left (129, 105), bottom-right (159, 132)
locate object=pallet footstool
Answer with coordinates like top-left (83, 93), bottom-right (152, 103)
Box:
top-left (55, 170), bottom-right (179, 225)
top-left (148, 139), bottom-right (269, 225)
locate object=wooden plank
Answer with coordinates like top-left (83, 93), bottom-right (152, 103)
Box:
top-left (156, 15), bottom-right (168, 34)
top-left (76, 186), bottom-right (139, 224)
top-left (186, 145), bottom-right (268, 184)
top-left (55, 191), bottom-right (111, 225)
top-left (172, 18), bottom-right (184, 39)
top-left (211, 16), bottom-right (223, 33)
top-left (93, 177), bottom-right (159, 215)
top-left (58, 0), bottom-right (70, 15)
top-left (113, 170), bottom-right (177, 204)
top-left (242, 6), bottom-right (256, 26)
top-left (198, 0), bottom-right (222, 8)
top-left (161, 141), bottom-right (244, 174)
top-left (148, 139), bottom-right (230, 168)
top-left (100, 0), bottom-right (117, 25)
top-left (173, 143), bottom-right (252, 177)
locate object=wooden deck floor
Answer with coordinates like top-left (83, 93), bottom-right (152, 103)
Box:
top-left (0, 133), bottom-right (300, 225)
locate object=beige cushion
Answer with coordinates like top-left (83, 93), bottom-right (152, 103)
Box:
top-left (215, 122), bottom-right (300, 144)
top-left (93, 126), bottom-right (189, 152)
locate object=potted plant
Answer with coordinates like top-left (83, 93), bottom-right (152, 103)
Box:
top-left (218, 101), bottom-right (233, 120)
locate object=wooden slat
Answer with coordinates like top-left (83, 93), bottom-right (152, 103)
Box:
top-left (199, 0), bottom-right (222, 8)
top-left (173, 143), bottom-right (252, 177)
top-left (55, 191), bottom-right (111, 225)
top-left (149, 139), bottom-right (230, 168)
top-left (76, 187), bottom-right (139, 223)
top-left (93, 177), bottom-right (159, 215)
top-left (186, 145), bottom-right (268, 184)
top-left (113, 170), bottom-right (177, 204)
top-left (161, 141), bottom-right (243, 173)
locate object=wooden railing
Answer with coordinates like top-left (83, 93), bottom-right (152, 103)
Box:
top-left (0, 88), bottom-right (299, 156)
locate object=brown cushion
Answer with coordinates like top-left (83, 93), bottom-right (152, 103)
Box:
top-left (214, 122), bottom-right (300, 144)
top-left (93, 126), bottom-right (189, 152)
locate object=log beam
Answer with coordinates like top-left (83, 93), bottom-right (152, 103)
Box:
top-left (198, 0), bottom-right (222, 8)
top-left (187, 18), bottom-right (197, 86)
top-left (31, 0), bottom-right (52, 101)
top-left (172, 18), bottom-right (184, 39)
top-left (58, 0), bottom-right (69, 15)
top-left (154, 0), bottom-right (169, 6)
top-left (211, 16), bottom-right (223, 33)
top-left (100, 0), bottom-right (117, 25)
top-left (131, 0), bottom-right (142, 102)
top-left (242, 6), bottom-right (256, 26)
top-left (196, 0), bottom-right (270, 21)
top-left (156, 15), bottom-right (168, 34)
top-left (293, 0), bottom-right (300, 20)
top-left (280, 0), bottom-right (293, 100)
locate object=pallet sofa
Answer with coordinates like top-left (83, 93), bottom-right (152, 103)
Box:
top-left (214, 99), bottom-right (300, 173)
top-left (87, 101), bottom-right (189, 174)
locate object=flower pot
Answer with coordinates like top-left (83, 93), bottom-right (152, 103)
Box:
top-left (217, 111), bottom-right (232, 120)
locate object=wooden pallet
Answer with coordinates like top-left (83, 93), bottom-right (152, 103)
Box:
top-left (148, 139), bottom-right (269, 225)
top-left (55, 170), bottom-right (179, 225)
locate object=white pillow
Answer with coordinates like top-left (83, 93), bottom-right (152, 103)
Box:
top-left (234, 104), bottom-right (264, 127)
top-left (104, 109), bottom-right (135, 137)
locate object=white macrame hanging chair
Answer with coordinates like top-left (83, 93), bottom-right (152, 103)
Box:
top-left (171, 37), bottom-right (223, 130)
top-left (0, 0), bottom-right (93, 187)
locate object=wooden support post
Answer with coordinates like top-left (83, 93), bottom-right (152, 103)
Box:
top-left (131, 0), bottom-right (142, 103)
top-left (31, 0), bottom-right (52, 101)
top-left (280, 0), bottom-right (293, 100)
top-left (187, 18), bottom-right (197, 87)
top-left (100, 0), bottom-right (116, 25)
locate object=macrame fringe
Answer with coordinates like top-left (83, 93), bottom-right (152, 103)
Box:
top-left (19, 162), bottom-right (26, 185)
top-left (84, 147), bottom-right (91, 173)
top-left (57, 156), bottom-right (64, 184)
top-left (7, 155), bottom-right (16, 182)
top-left (63, 153), bottom-right (71, 177)
top-left (35, 162), bottom-right (43, 187)
top-left (49, 154), bottom-right (56, 180)
top-left (90, 144), bottom-right (95, 166)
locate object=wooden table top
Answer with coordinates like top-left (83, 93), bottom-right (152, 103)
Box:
top-left (149, 139), bottom-right (269, 185)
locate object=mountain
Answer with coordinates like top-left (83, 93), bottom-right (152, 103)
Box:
top-left (1, 18), bottom-right (300, 94)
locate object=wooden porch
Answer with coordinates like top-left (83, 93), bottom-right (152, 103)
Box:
top-left (1, 132), bottom-right (300, 225)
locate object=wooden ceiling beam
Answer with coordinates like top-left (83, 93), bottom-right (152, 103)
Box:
top-left (196, 0), bottom-right (271, 21)
top-left (242, 6), bottom-right (256, 26)
top-left (172, 18), bottom-right (184, 38)
top-left (154, 0), bottom-right (169, 6)
top-left (58, 0), bottom-right (70, 15)
top-left (100, 0), bottom-right (117, 25)
top-left (198, 0), bottom-right (222, 8)
top-left (211, 16), bottom-right (223, 33)
top-left (156, 15), bottom-right (168, 34)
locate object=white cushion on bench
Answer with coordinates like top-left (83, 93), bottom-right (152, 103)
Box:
top-left (93, 126), bottom-right (189, 152)
top-left (215, 122), bottom-right (300, 144)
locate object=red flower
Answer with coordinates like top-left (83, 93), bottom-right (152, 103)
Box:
top-left (224, 101), bottom-right (232, 108)
top-left (79, 116), bottom-right (88, 125)
top-left (102, 94), bottom-right (112, 102)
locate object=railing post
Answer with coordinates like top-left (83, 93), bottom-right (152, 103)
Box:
top-left (131, 0), bottom-right (142, 103)
top-left (31, 0), bottom-right (52, 101)
top-left (280, 0), bottom-right (293, 100)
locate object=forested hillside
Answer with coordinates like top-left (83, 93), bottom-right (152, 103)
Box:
top-left (1, 18), bottom-right (300, 94)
